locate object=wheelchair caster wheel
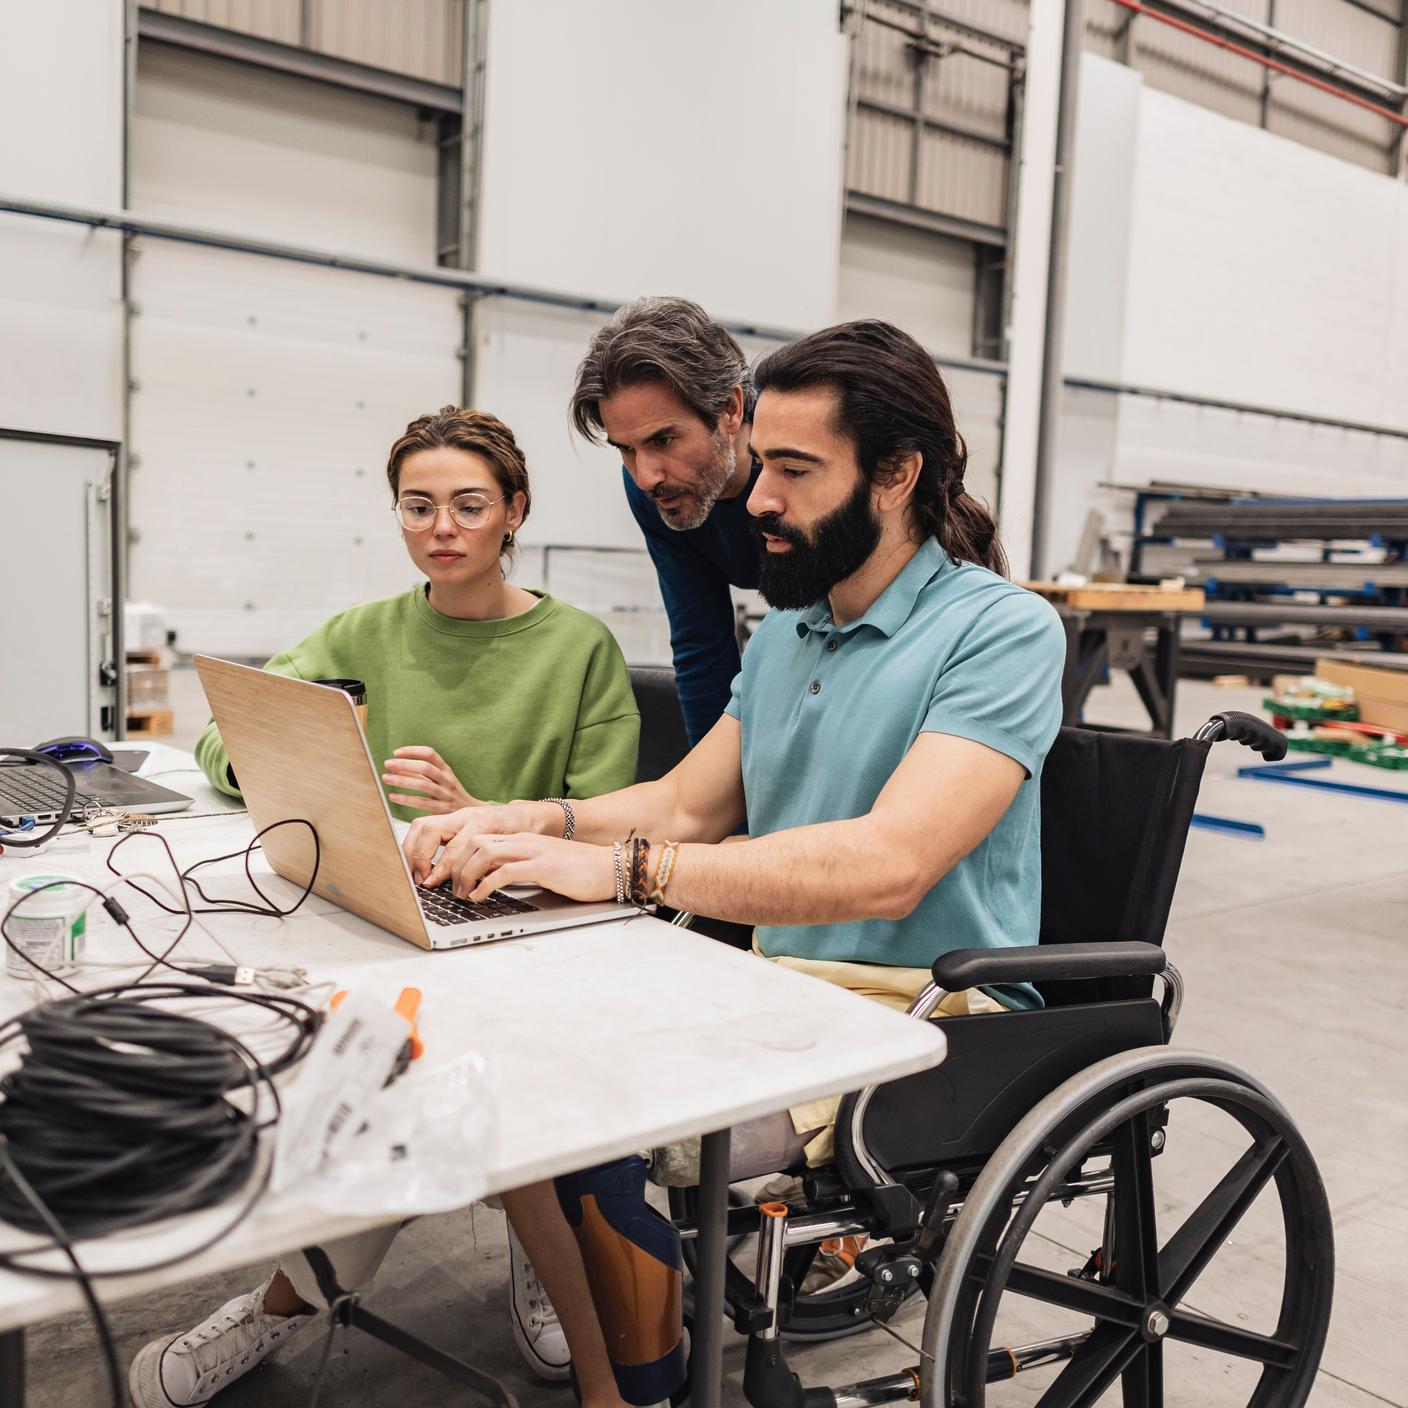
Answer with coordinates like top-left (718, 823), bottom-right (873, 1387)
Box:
top-left (922, 1047), bottom-right (1334, 1408)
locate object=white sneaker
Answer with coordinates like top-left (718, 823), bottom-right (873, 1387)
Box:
top-left (127, 1275), bottom-right (313, 1406)
top-left (506, 1222), bottom-right (571, 1382)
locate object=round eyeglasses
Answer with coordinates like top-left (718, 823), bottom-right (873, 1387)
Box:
top-left (394, 493), bottom-right (505, 532)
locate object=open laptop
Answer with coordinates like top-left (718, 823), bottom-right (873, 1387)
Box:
top-left (0, 752), bottom-right (193, 828)
top-left (194, 655), bottom-right (638, 951)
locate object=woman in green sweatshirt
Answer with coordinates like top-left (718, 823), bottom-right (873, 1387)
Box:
top-left (134, 408), bottom-right (641, 1408)
top-left (195, 408), bottom-right (639, 818)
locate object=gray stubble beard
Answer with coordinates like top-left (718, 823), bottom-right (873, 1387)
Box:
top-left (656, 426), bottom-right (737, 532)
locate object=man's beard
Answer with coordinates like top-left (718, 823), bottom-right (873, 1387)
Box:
top-left (751, 477), bottom-right (881, 610)
top-left (653, 426), bottom-right (736, 532)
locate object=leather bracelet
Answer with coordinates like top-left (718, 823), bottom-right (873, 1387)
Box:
top-left (648, 840), bottom-right (679, 906)
top-left (542, 797), bottom-right (575, 841)
top-left (630, 837), bottom-right (651, 906)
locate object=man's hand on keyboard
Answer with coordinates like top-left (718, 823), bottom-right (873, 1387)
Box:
top-left (447, 832), bottom-right (615, 906)
top-left (405, 803), bottom-right (536, 886)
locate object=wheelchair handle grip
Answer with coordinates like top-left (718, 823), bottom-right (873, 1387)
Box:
top-left (931, 941), bottom-right (1167, 993)
top-left (1197, 711), bottom-right (1287, 761)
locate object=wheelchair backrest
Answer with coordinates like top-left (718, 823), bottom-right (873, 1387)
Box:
top-left (1037, 727), bottom-right (1211, 1005)
top-left (628, 665), bottom-right (691, 785)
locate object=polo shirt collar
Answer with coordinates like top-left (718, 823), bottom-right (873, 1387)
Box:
top-left (795, 537), bottom-right (950, 640)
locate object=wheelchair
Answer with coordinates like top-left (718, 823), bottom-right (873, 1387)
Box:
top-left (626, 670), bottom-right (1335, 1408)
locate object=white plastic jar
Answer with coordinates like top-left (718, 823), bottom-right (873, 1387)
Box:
top-left (5, 872), bottom-right (87, 980)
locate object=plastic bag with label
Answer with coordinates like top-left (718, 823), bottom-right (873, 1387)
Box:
top-left (299, 1051), bottom-right (498, 1217)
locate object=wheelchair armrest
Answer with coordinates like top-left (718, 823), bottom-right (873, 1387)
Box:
top-left (931, 941), bottom-right (1167, 992)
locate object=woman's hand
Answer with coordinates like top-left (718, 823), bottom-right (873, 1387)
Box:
top-left (382, 746), bottom-right (476, 814)
top-left (403, 805), bottom-right (533, 885)
top-left (442, 833), bottom-right (616, 905)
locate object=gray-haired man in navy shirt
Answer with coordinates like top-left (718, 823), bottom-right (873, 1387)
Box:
top-left (570, 296), bottom-right (762, 746)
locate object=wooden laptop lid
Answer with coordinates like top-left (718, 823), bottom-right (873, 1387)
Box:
top-left (193, 656), bottom-right (431, 949)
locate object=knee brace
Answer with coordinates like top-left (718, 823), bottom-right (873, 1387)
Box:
top-left (555, 1156), bottom-right (687, 1405)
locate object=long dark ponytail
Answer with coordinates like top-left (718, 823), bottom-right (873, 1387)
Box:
top-left (752, 320), bottom-right (1007, 577)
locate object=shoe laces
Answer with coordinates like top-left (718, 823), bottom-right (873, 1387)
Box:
top-left (516, 1255), bottom-right (560, 1330)
top-left (177, 1297), bottom-right (278, 1384)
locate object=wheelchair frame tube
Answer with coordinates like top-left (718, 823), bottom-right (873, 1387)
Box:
top-left (828, 1332), bottom-right (1088, 1408)
top-left (831, 1370), bottom-right (920, 1407)
top-left (753, 1203), bottom-right (790, 1342)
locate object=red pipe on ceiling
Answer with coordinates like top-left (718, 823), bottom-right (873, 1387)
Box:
top-left (1108, 0), bottom-right (1408, 128)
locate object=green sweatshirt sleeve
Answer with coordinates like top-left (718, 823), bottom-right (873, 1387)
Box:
top-left (563, 629), bottom-right (641, 799)
top-left (193, 645), bottom-right (316, 797)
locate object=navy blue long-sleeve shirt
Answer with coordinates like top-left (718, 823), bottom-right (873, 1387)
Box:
top-left (624, 462), bottom-right (762, 746)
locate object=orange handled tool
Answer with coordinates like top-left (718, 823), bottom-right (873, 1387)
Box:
top-left (393, 987), bottom-right (424, 1060)
top-left (329, 987), bottom-right (424, 1079)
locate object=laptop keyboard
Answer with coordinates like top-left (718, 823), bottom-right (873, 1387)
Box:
top-left (415, 885), bottom-right (542, 927)
top-left (0, 768), bottom-right (101, 818)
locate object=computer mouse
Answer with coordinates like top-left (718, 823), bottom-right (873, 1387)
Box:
top-left (33, 735), bottom-right (114, 764)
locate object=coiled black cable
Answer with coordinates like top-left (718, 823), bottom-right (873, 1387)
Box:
top-left (0, 983), bottom-right (321, 1408)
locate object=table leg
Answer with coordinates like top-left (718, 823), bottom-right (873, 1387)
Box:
top-left (0, 1326), bottom-right (23, 1406)
top-left (692, 1127), bottom-right (732, 1408)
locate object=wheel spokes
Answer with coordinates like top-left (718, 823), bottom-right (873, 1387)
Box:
top-left (1121, 1341), bottom-right (1163, 1408)
top-left (1034, 1322), bottom-right (1144, 1408)
top-left (1157, 1136), bottom-right (1288, 1303)
top-left (1110, 1111), bottom-right (1160, 1301)
top-left (1005, 1260), bottom-right (1143, 1327)
top-left (1166, 1308), bottom-right (1299, 1368)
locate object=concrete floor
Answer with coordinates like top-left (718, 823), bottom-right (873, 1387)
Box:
top-left (24, 674), bottom-right (1408, 1406)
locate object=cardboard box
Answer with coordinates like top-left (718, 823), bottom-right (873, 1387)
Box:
top-left (1315, 659), bottom-right (1408, 732)
top-left (127, 665), bottom-right (170, 706)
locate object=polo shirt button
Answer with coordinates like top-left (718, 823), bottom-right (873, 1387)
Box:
top-left (825, 640), bottom-right (838, 652)
top-left (810, 680), bottom-right (821, 694)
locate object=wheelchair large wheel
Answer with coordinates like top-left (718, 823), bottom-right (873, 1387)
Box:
top-left (921, 1048), bottom-right (1333, 1408)
top-left (668, 1184), bottom-right (899, 1340)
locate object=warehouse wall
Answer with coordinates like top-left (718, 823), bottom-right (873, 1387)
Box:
top-left (468, 0), bottom-right (851, 657)
top-left (0, 1), bottom-right (125, 441)
top-left (127, 47), bottom-right (461, 656)
top-left (1046, 54), bottom-right (1408, 574)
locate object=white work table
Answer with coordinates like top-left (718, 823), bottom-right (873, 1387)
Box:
top-left (0, 746), bottom-right (948, 1407)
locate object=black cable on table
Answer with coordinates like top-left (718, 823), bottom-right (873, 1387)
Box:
top-left (0, 819), bottom-right (324, 1405)
top-left (0, 751), bottom-right (77, 849)
top-left (0, 984), bottom-right (320, 1408)
top-left (105, 818), bottom-right (321, 921)
top-left (0, 1135), bottom-right (123, 1408)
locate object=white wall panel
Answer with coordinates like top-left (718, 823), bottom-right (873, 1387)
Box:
top-left (128, 244), bottom-right (461, 658)
top-left (0, 0), bottom-right (124, 440)
top-left (0, 217), bottom-right (125, 440)
top-left (838, 213), bottom-right (975, 358)
top-left (475, 0), bottom-right (848, 333)
top-left (1, 2), bottom-right (124, 207)
top-left (471, 300), bottom-right (640, 554)
top-left (133, 45), bottom-right (441, 263)
top-left (1047, 55), bottom-right (1408, 572)
top-left (127, 44), bottom-right (459, 657)
top-left (1120, 87), bottom-right (1408, 432)
top-left (1063, 55), bottom-right (1141, 383)
top-left (947, 366), bottom-right (1004, 510)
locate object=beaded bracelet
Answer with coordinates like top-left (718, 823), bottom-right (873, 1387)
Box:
top-left (611, 840), bottom-right (627, 905)
top-left (542, 797), bottom-right (575, 841)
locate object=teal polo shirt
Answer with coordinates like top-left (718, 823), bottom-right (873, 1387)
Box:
top-left (725, 537), bottom-right (1066, 1009)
